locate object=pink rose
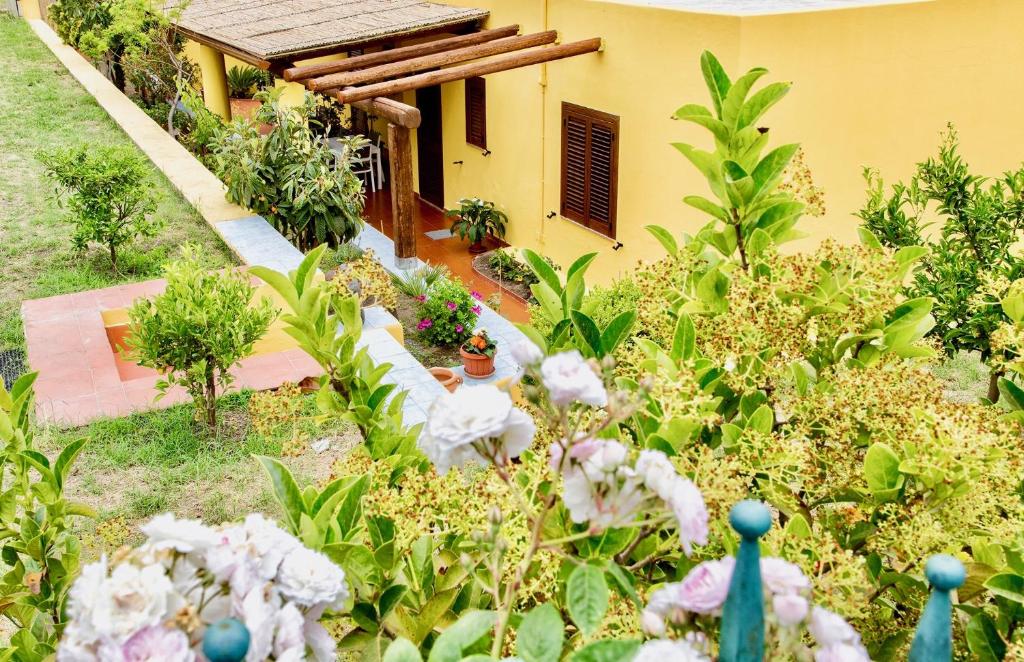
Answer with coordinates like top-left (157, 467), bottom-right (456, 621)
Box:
top-left (809, 606), bottom-right (862, 647)
top-left (761, 557), bottom-right (811, 595)
top-left (668, 479), bottom-right (709, 556)
top-left (472, 305), bottom-right (482, 315)
top-left (772, 593), bottom-right (809, 627)
top-left (122, 626), bottom-right (194, 662)
top-left (648, 557), bottom-right (735, 618)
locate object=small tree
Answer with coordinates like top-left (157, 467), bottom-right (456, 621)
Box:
top-left (858, 125), bottom-right (1024, 400)
top-left (39, 144), bottom-right (161, 270)
top-left (126, 247), bottom-right (276, 430)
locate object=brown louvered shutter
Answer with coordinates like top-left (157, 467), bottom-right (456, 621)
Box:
top-left (465, 77), bottom-right (487, 150)
top-left (561, 103), bottom-right (619, 238)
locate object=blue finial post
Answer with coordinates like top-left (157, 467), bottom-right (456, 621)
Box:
top-left (203, 618), bottom-right (251, 662)
top-left (909, 555), bottom-right (966, 662)
top-left (719, 500), bottom-right (773, 662)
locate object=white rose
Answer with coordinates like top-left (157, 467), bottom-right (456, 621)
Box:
top-left (242, 513), bottom-right (302, 580)
top-left (761, 557), bottom-right (811, 596)
top-left (510, 339), bottom-right (544, 366)
top-left (668, 478), bottom-right (709, 556)
top-left (89, 563), bottom-right (177, 643)
top-left (419, 385), bottom-right (536, 474)
top-left (273, 602), bottom-right (306, 658)
top-left (634, 450), bottom-right (678, 500)
top-left (540, 351), bottom-right (608, 407)
top-left (632, 639), bottom-right (710, 662)
top-left (814, 643), bottom-right (871, 662)
top-left (239, 585), bottom-right (279, 662)
top-left (576, 439), bottom-right (629, 483)
top-left (141, 514), bottom-right (221, 554)
top-left (277, 546), bottom-right (349, 609)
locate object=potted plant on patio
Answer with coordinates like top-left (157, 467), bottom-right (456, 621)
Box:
top-left (227, 65), bottom-right (271, 120)
top-left (460, 327), bottom-right (497, 378)
top-left (446, 197), bottom-right (508, 254)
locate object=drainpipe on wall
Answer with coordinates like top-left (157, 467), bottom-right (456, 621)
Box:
top-left (537, 0), bottom-right (550, 247)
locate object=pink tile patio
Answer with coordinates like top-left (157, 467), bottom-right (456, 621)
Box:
top-left (22, 280), bottom-right (322, 428)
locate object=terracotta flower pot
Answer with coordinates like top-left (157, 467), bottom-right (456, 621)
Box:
top-left (429, 367), bottom-right (463, 393)
top-left (460, 348), bottom-right (495, 379)
top-left (229, 98), bottom-right (261, 120)
top-left (468, 240), bottom-right (487, 254)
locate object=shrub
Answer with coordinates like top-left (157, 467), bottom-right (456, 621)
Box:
top-left (858, 125), bottom-right (1024, 401)
top-left (320, 241), bottom-right (365, 271)
top-left (329, 248), bottom-right (398, 311)
top-left (0, 374), bottom-right (92, 659)
top-left (38, 144), bottom-right (162, 269)
top-left (48, 0), bottom-right (110, 48)
top-left (446, 197), bottom-right (508, 246)
top-left (210, 91), bottom-right (366, 251)
top-left (126, 247), bottom-right (276, 430)
top-left (391, 262), bottom-right (450, 298)
top-left (415, 277), bottom-right (480, 346)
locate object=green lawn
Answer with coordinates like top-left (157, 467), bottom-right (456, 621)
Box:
top-left (0, 16), bottom-right (232, 351)
top-left (37, 391), bottom-right (360, 556)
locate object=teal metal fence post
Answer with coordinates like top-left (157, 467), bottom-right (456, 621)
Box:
top-left (908, 554), bottom-right (966, 662)
top-left (719, 500), bottom-right (772, 662)
top-left (203, 618), bottom-right (251, 662)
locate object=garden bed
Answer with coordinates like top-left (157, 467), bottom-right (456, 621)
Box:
top-left (393, 293), bottom-right (463, 369)
top-left (472, 250), bottom-right (533, 304)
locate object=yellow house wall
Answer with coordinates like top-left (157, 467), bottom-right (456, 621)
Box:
top-left (17, 0), bottom-right (41, 19)
top-left (439, 0), bottom-right (1024, 283)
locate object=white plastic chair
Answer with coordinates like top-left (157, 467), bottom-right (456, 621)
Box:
top-left (327, 137), bottom-right (376, 192)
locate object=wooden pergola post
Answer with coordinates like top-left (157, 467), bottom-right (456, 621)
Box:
top-left (388, 123), bottom-right (417, 270)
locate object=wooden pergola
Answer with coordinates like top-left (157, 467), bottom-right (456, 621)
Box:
top-left (281, 26), bottom-right (602, 268)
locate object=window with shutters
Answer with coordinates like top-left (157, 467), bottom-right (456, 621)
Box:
top-left (560, 103), bottom-right (619, 238)
top-left (465, 77), bottom-right (487, 150)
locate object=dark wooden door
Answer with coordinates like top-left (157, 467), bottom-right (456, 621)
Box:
top-left (416, 85), bottom-right (445, 209)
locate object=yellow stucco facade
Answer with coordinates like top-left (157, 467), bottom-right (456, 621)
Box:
top-left (187, 0), bottom-right (1024, 283)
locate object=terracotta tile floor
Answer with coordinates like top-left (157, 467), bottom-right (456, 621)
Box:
top-left (23, 280), bottom-right (322, 428)
top-left (363, 189), bottom-right (530, 324)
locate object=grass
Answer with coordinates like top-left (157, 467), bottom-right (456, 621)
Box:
top-left (36, 391), bottom-right (361, 556)
top-left (932, 350), bottom-right (994, 404)
top-left (0, 16), bottom-right (233, 351)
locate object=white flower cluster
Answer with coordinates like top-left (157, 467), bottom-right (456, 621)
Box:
top-left (551, 441), bottom-right (708, 554)
top-left (640, 555), bottom-right (868, 661)
top-left (58, 513), bottom-right (349, 662)
top-left (418, 384), bottom-right (536, 475)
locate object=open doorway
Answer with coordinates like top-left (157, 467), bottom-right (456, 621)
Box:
top-left (415, 85), bottom-right (445, 209)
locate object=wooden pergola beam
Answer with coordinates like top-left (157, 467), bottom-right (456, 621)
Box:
top-left (342, 93), bottom-right (422, 129)
top-left (282, 25), bottom-right (521, 82)
top-left (307, 31), bottom-right (559, 91)
top-left (334, 38), bottom-right (603, 105)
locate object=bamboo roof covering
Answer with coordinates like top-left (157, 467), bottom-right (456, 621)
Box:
top-left (169, 0), bottom-right (489, 61)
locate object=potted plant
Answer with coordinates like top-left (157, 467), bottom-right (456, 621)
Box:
top-left (227, 66), bottom-right (270, 120)
top-left (460, 327), bottom-right (497, 378)
top-left (446, 198), bottom-right (508, 254)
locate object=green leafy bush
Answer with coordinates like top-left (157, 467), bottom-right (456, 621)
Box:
top-left (415, 278), bottom-right (480, 347)
top-left (321, 242), bottom-right (366, 271)
top-left (38, 144), bottom-right (162, 269)
top-left (250, 246), bottom-right (420, 458)
top-left (446, 197), bottom-right (508, 247)
top-left (126, 247), bottom-right (276, 430)
top-left (390, 262), bottom-right (449, 299)
top-left (48, 0), bottom-right (111, 48)
top-left (210, 91), bottom-right (366, 251)
top-left (0, 373), bottom-right (93, 659)
top-left (858, 125), bottom-right (1024, 401)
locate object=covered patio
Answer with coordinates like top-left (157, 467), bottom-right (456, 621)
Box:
top-left (362, 188), bottom-right (530, 323)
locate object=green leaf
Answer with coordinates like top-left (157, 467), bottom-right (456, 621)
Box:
top-left (722, 67), bottom-right (768, 128)
top-left (998, 378), bottom-right (1024, 411)
top-left (966, 612), bottom-right (1006, 662)
top-left (426, 610), bottom-right (495, 662)
top-left (736, 81), bottom-right (790, 129)
top-left (645, 225), bottom-right (678, 257)
top-left (54, 437), bottom-right (88, 490)
top-left (249, 265), bottom-right (299, 313)
top-left (751, 143), bottom-right (799, 197)
top-left (570, 310), bottom-right (604, 358)
top-left (984, 573), bottom-right (1024, 605)
top-left (1003, 292), bottom-right (1024, 324)
top-left (683, 196), bottom-right (730, 223)
top-left (566, 564), bottom-right (608, 636)
top-left (864, 442), bottom-right (903, 499)
top-left (517, 603), bottom-right (564, 662)
top-left (570, 640), bottom-right (641, 662)
top-left (600, 311), bottom-right (636, 355)
top-left (257, 455), bottom-right (305, 533)
top-left (523, 248), bottom-right (562, 294)
top-left (671, 313), bottom-right (696, 362)
top-left (383, 638), bottom-right (422, 662)
top-left (699, 50), bottom-right (731, 118)
top-left (566, 252), bottom-right (598, 284)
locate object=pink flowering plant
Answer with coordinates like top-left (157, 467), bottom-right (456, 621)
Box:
top-left (414, 277), bottom-right (479, 347)
top-left (57, 513), bottom-right (349, 661)
top-left (640, 555), bottom-right (869, 661)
